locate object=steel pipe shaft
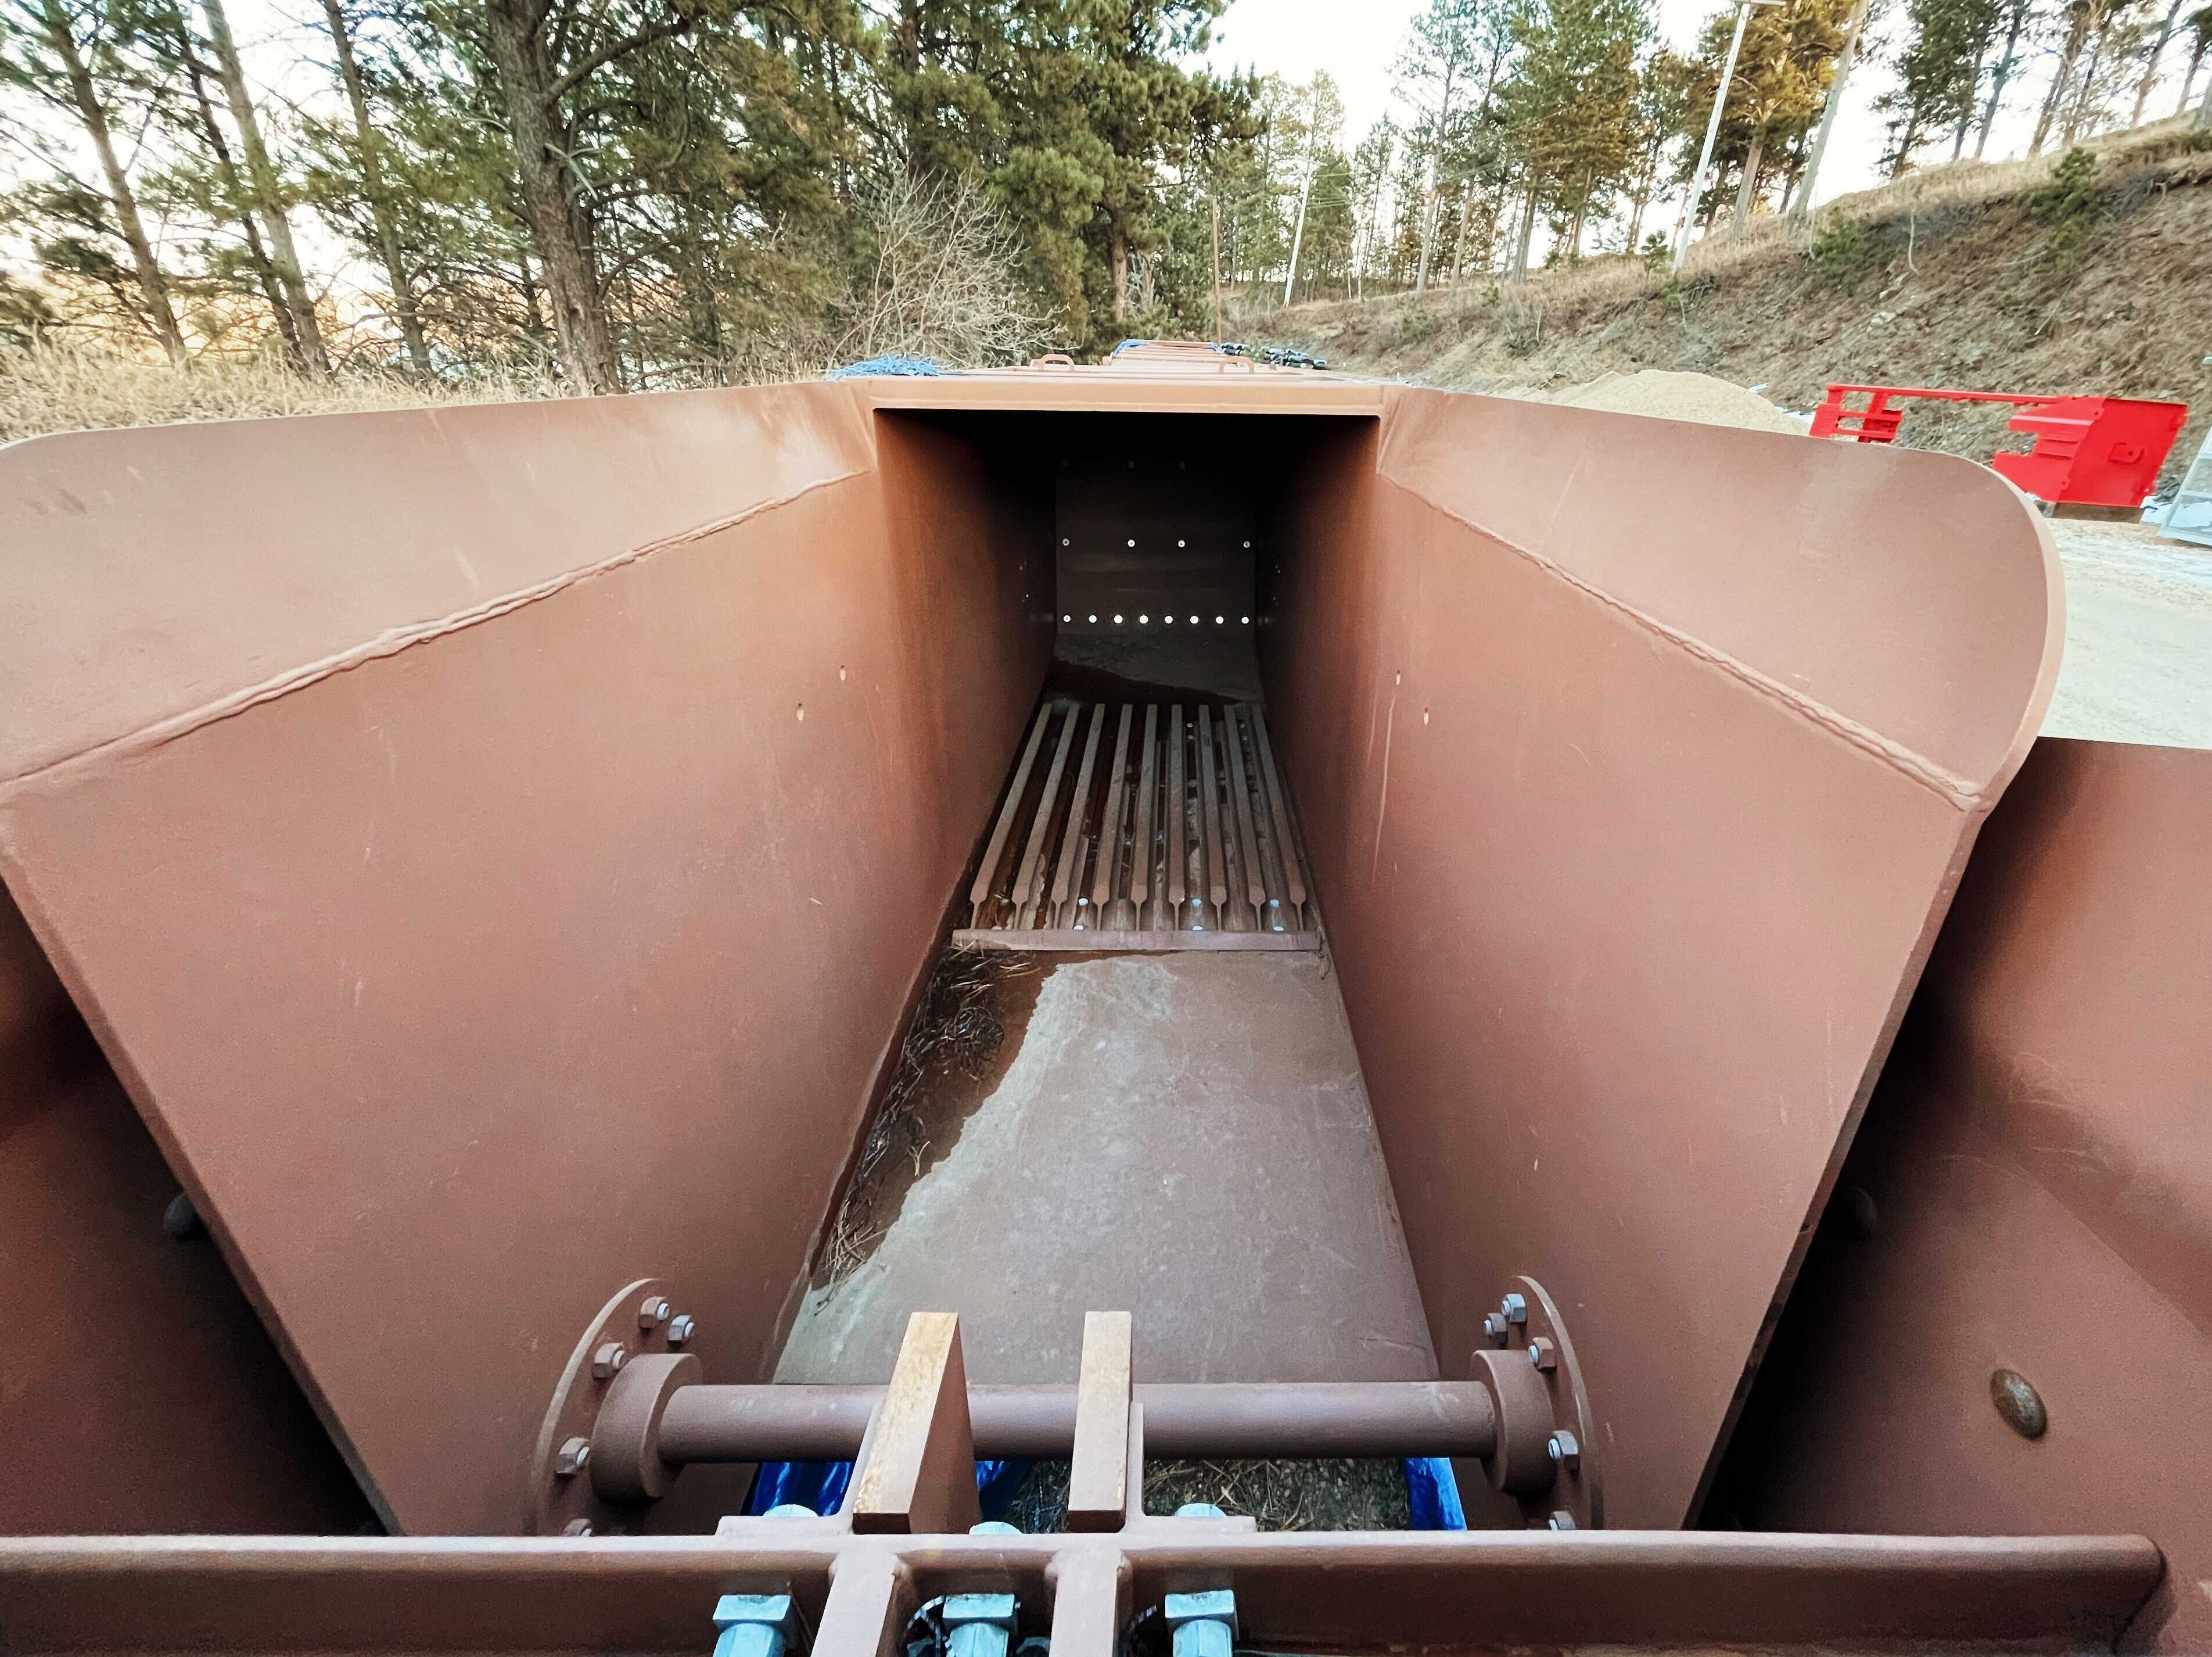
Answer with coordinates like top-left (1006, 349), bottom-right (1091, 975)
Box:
top-left (655, 1380), bottom-right (1496, 1464)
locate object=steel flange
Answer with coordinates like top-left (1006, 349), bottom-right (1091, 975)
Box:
top-left (1470, 1274), bottom-right (1603, 1530)
top-left (526, 1276), bottom-right (692, 1536)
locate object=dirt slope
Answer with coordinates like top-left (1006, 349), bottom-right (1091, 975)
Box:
top-left (1256, 120), bottom-right (2212, 485)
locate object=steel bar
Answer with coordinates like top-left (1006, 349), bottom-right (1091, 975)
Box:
top-left (656, 1380), bottom-right (1498, 1464)
top-left (0, 1532), bottom-right (2161, 1655)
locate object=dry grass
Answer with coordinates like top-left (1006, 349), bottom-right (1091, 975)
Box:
top-left (1249, 116), bottom-right (2212, 483)
top-left (0, 338), bottom-right (569, 444)
top-left (998, 1457), bottom-right (1412, 1534)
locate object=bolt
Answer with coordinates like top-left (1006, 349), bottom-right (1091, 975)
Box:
top-left (1164, 1589), bottom-right (1237, 1657)
top-left (1502, 1292), bottom-right (1528, 1326)
top-left (638, 1295), bottom-right (671, 1329)
top-left (1528, 1337), bottom-right (1557, 1372)
top-left (969, 1520), bottom-right (1022, 1535)
top-left (591, 1342), bottom-right (627, 1380)
top-left (1990, 1368), bottom-right (2049, 1439)
top-left (713, 1594), bottom-right (799, 1657)
top-left (942, 1593), bottom-right (1018, 1657)
top-left (1546, 1510), bottom-right (1577, 1530)
top-left (667, 1314), bottom-right (696, 1347)
top-left (555, 1436), bottom-right (591, 1476)
top-left (1482, 1311), bottom-right (1510, 1346)
top-left (562, 1518), bottom-right (594, 1537)
top-left (1175, 1502), bottom-right (1228, 1518)
top-left (1547, 1430), bottom-right (1581, 1472)
top-left (763, 1503), bottom-right (817, 1519)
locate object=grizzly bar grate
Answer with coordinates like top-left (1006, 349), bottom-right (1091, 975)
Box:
top-left (953, 700), bottom-right (1319, 951)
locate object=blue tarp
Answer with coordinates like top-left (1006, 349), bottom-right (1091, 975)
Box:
top-left (826, 354), bottom-right (944, 379)
top-left (750, 1455), bottom-right (1466, 1529)
top-left (746, 1457), bottom-right (1030, 1520)
top-left (1403, 1457), bottom-right (1467, 1529)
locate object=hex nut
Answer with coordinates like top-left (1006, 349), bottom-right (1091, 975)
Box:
top-left (562, 1519), bottom-right (595, 1537)
top-left (1502, 1292), bottom-right (1528, 1326)
top-left (1482, 1311), bottom-right (1510, 1346)
top-left (667, 1314), bottom-right (696, 1347)
top-left (1527, 1337), bottom-right (1557, 1372)
top-left (591, 1341), bottom-right (627, 1380)
top-left (638, 1296), bottom-right (672, 1330)
top-left (556, 1436), bottom-right (591, 1476)
top-left (1547, 1430), bottom-right (1580, 1471)
top-left (1546, 1510), bottom-right (1576, 1530)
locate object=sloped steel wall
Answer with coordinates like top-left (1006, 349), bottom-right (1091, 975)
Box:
top-left (1719, 736), bottom-right (2212, 1651)
top-left (0, 390), bottom-right (1051, 1534)
top-left (0, 884), bottom-right (369, 1534)
top-left (1261, 390), bottom-right (2061, 1529)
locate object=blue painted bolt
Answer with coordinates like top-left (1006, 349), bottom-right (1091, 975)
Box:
top-left (942, 1593), bottom-right (1018, 1657)
top-left (969, 1521), bottom-right (1021, 1536)
top-left (763, 1504), bottom-right (816, 1519)
top-left (1164, 1589), bottom-right (1237, 1657)
top-left (1173, 1502), bottom-right (1226, 1519)
top-left (712, 1594), bottom-right (797, 1657)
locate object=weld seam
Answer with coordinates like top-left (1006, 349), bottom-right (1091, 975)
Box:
top-left (1401, 480), bottom-right (1987, 811)
top-left (3, 465), bottom-right (868, 798)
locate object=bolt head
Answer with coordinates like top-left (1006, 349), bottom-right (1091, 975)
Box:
top-left (1482, 1311), bottom-right (1510, 1345)
top-left (638, 1296), bottom-right (671, 1329)
top-left (667, 1313), bottom-right (696, 1347)
top-left (1502, 1292), bottom-right (1528, 1326)
top-left (1546, 1510), bottom-right (1576, 1530)
top-left (562, 1519), bottom-right (594, 1537)
top-left (1528, 1336), bottom-right (1557, 1372)
top-left (555, 1436), bottom-right (591, 1476)
top-left (591, 1341), bottom-right (627, 1380)
top-left (1547, 1429), bottom-right (1580, 1471)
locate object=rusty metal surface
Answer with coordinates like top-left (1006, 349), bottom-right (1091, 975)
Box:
top-left (956, 700), bottom-right (1315, 946)
top-left (0, 1530), bottom-right (2161, 1654)
top-left (0, 388), bottom-right (1053, 1534)
top-left (1261, 389), bottom-right (2063, 1528)
top-left (0, 884), bottom-right (369, 1537)
top-left (1716, 736), bottom-right (2212, 1652)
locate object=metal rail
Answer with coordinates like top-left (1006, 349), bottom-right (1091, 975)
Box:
top-left (655, 1379), bottom-right (1498, 1464)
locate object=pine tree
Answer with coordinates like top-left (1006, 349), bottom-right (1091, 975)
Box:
top-left (2, 0), bottom-right (191, 360)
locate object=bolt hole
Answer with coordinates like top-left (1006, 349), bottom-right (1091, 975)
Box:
top-left (795, 704), bottom-right (804, 722)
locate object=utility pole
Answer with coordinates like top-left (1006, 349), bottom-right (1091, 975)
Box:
top-left (1672, 0), bottom-right (1781, 270)
top-left (1283, 160), bottom-right (1314, 307)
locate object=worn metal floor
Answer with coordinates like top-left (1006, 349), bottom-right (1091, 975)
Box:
top-left (775, 949), bottom-right (1437, 1387)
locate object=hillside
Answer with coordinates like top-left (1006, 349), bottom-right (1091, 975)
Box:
top-left (1249, 120), bottom-right (2212, 486)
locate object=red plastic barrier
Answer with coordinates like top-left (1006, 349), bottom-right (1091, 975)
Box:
top-left (1811, 384), bottom-right (2188, 508)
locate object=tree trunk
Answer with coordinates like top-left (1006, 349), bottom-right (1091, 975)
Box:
top-left (2033, 3), bottom-right (2096, 153)
top-left (2062, 3), bottom-right (2113, 146)
top-left (483, 0), bottom-right (622, 392)
top-left (1792, 0), bottom-right (1875, 218)
top-left (200, 0), bottom-right (330, 373)
top-left (319, 0), bottom-right (432, 372)
top-left (2181, 37), bottom-right (2211, 114)
top-left (1110, 227), bottom-right (1129, 320)
top-left (1510, 187), bottom-right (1537, 282)
top-left (39, 0), bottom-right (189, 364)
top-left (2200, 55), bottom-right (2212, 122)
top-left (1446, 178), bottom-right (1465, 283)
top-left (1414, 155), bottom-right (1438, 294)
top-left (170, 8), bottom-right (301, 365)
top-left (2132, 0), bottom-right (2188, 124)
top-left (1730, 123), bottom-right (1767, 230)
top-left (1976, 0), bottom-right (2031, 156)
